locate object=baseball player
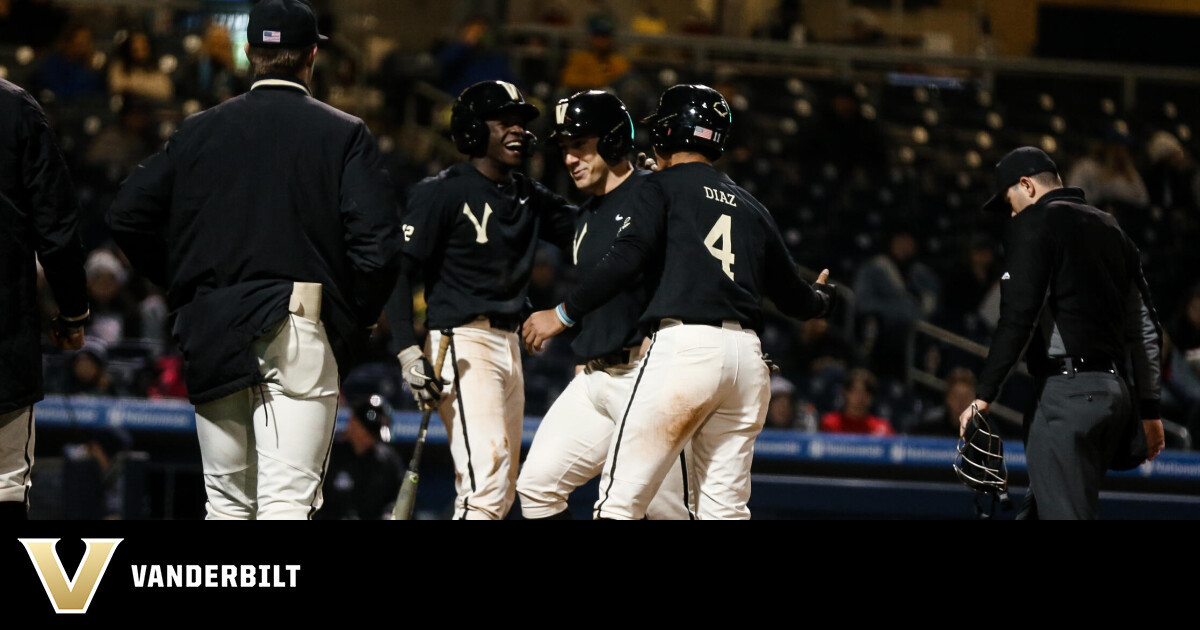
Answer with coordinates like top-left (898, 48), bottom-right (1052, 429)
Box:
top-left (524, 84), bottom-right (835, 520)
top-left (0, 79), bottom-right (90, 520)
top-left (109, 0), bottom-right (402, 519)
top-left (386, 80), bottom-right (576, 520)
top-left (515, 90), bottom-right (695, 520)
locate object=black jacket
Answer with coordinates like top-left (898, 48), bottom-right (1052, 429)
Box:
top-left (108, 76), bottom-right (402, 404)
top-left (0, 79), bottom-right (88, 413)
top-left (977, 187), bottom-right (1162, 418)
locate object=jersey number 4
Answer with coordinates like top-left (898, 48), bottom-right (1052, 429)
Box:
top-left (704, 214), bottom-right (736, 280)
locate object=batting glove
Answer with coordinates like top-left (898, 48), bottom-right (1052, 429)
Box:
top-left (813, 282), bottom-right (838, 319)
top-left (398, 345), bottom-right (444, 406)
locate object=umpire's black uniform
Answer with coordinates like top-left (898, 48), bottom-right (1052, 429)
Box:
top-left (0, 79), bottom-right (89, 518)
top-left (977, 148), bottom-right (1162, 520)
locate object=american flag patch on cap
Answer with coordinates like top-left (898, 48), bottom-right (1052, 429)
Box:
top-left (693, 126), bottom-right (714, 140)
top-left (263, 30), bottom-right (282, 43)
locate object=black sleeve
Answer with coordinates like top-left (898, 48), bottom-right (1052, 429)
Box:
top-left (976, 217), bottom-right (1056, 403)
top-left (1123, 236), bottom-right (1163, 419)
top-left (21, 92), bottom-right (88, 318)
top-left (384, 180), bottom-right (449, 352)
top-left (107, 132), bottom-right (175, 288)
top-left (534, 180), bottom-right (577, 252)
top-left (562, 178), bottom-right (666, 318)
top-left (762, 209), bottom-right (829, 320)
top-left (384, 260), bottom-right (419, 352)
top-left (340, 121), bottom-right (403, 327)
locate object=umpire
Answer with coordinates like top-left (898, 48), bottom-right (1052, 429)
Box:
top-left (108, 0), bottom-right (402, 519)
top-left (961, 147), bottom-right (1165, 520)
top-left (0, 79), bottom-right (89, 520)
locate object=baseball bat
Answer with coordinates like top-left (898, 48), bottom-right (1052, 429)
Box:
top-left (393, 331), bottom-right (452, 520)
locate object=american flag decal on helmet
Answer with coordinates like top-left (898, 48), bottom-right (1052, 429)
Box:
top-left (693, 126), bottom-right (714, 140)
top-left (263, 30), bottom-right (282, 43)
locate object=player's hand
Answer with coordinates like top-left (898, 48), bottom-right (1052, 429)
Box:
top-left (398, 345), bottom-right (444, 407)
top-left (48, 316), bottom-right (86, 351)
top-left (636, 152), bottom-right (659, 172)
top-left (812, 268), bottom-right (837, 318)
top-left (959, 399), bottom-right (989, 438)
top-left (522, 309), bottom-right (566, 353)
top-left (1144, 419), bottom-right (1165, 461)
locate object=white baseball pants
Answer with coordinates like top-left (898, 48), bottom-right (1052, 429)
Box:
top-left (0, 405), bottom-right (34, 506)
top-left (428, 320), bottom-right (524, 520)
top-left (194, 301), bottom-right (340, 520)
top-left (594, 321), bottom-right (770, 520)
top-left (517, 362), bottom-right (696, 520)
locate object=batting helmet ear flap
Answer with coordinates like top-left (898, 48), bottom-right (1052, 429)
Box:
top-left (450, 102), bottom-right (489, 157)
top-left (597, 110), bottom-right (635, 163)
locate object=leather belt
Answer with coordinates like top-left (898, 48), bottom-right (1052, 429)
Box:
top-left (467, 314), bottom-right (523, 332)
top-left (1051, 356), bottom-right (1117, 377)
top-left (585, 345), bottom-right (645, 373)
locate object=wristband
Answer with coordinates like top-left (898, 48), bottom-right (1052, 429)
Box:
top-left (555, 304), bottom-right (576, 327)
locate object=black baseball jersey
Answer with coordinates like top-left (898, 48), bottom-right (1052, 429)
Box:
top-left (387, 162), bottom-right (575, 349)
top-left (562, 162), bottom-right (827, 331)
top-left (570, 170), bottom-right (656, 360)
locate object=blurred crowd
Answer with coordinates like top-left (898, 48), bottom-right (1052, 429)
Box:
top-left (4, 0), bottom-right (1200, 449)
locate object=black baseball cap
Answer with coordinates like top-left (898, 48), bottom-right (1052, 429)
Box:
top-left (247, 0), bottom-right (328, 49)
top-left (982, 146), bottom-right (1059, 212)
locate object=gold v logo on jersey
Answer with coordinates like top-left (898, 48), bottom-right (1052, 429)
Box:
top-left (20, 538), bottom-right (123, 614)
top-left (573, 223), bottom-right (588, 265)
top-left (462, 202), bottom-right (494, 244)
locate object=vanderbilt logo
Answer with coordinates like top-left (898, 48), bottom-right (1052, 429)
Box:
top-left (20, 538), bottom-right (122, 614)
top-left (462, 202), bottom-right (494, 244)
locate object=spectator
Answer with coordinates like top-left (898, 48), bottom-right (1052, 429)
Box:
top-left (631, 4), bottom-right (667, 36)
top-left (767, 375), bottom-right (817, 431)
top-left (34, 23), bottom-right (105, 103)
top-left (145, 354), bottom-right (188, 399)
top-left (791, 317), bottom-right (857, 376)
top-left (766, 376), bottom-right (798, 429)
top-left (560, 15), bottom-right (631, 91)
top-left (910, 368), bottom-right (976, 438)
top-left (1171, 286), bottom-right (1200, 381)
top-left (1143, 130), bottom-right (1197, 211)
top-left (853, 230), bottom-right (940, 377)
top-left (1066, 131), bottom-right (1150, 211)
top-left (176, 23), bottom-right (245, 107)
top-left (317, 396), bottom-right (405, 520)
top-left (820, 368), bottom-right (895, 436)
top-left (433, 15), bottom-right (515, 96)
top-left (84, 250), bottom-right (138, 344)
top-left (107, 29), bottom-right (174, 102)
top-left (84, 98), bottom-right (155, 177)
top-left (65, 339), bottom-right (119, 396)
top-left (939, 235), bottom-right (1000, 336)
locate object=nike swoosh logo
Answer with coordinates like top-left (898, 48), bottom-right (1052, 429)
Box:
top-left (615, 214), bottom-right (623, 220)
top-left (518, 197), bottom-right (530, 206)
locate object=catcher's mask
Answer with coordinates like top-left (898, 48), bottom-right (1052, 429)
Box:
top-left (954, 404), bottom-right (1012, 518)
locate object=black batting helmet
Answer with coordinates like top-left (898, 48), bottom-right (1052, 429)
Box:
top-left (450, 80), bottom-right (540, 157)
top-left (351, 394), bottom-right (395, 442)
top-left (550, 90), bottom-right (635, 163)
top-left (642, 84), bottom-right (732, 161)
